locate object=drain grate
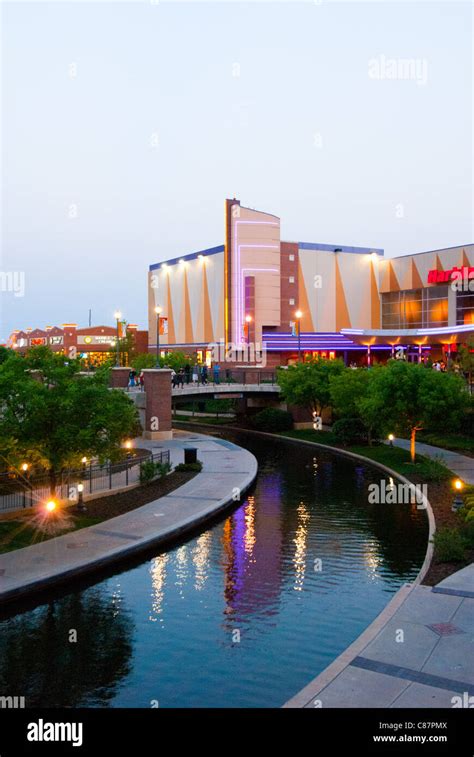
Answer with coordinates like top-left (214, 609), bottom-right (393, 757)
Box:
top-left (426, 622), bottom-right (465, 637)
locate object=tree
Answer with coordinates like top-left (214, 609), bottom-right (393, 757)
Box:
top-left (329, 366), bottom-right (383, 443)
top-left (277, 358), bottom-right (345, 417)
top-left (131, 353), bottom-right (158, 372)
top-left (458, 335), bottom-right (474, 394)
top-left (359, 360), bottom-right (469, 462)
top-left (0, 348), bottom-right (142, 495)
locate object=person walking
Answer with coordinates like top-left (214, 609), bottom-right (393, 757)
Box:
top-left (213, 363), bottom-right (220, 385)
top-left (201, 364), bottom-right (208, 385)
top-left (139, 370), bottom-right (144, 391)
top-left (177, 368), bottom-right (185, 387)
top-left (184, 363), bottom-right (191, 385)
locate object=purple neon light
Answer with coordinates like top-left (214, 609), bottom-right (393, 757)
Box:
top-left (232, 219), bottom-right (279, 344)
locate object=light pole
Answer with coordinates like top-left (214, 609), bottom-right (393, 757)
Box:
top-left (154, 305), bottom-right (163, 367)
top-left (452, 479), bottom-right (464, 512)
top-left (295, 310), bottom-right (303, 362)
top-left (244, 314), bottom-right (252, 344)
top-left (114, 311), bottom-right (122, 366)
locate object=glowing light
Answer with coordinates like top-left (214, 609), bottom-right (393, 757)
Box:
top-left (125, 440), bottom-right (133, 450)
top-left (295, 310), bottom-right (303, 320)
top-left (78, 483), bottom-right (84, 493)
top-left (81, 456), bottom-right (87, 464)
top-left (46, 500), bottom-right (57, 512)
top-left (198, 254), bottom-right (205, 262)
top-left (454, 479), bottom-right (463, 491)
top-left (21, 463), bottom-right (28, 472)
top-left (388, 434), bottom-right (394, 442)
top-left (114, 310), bottom-right (122, 320)
top-left (245, 315), bottom-right (252, 323)
top-left (371, 252), bottom-right (378, 261)
top-left (154, 305), bottom-right (163, 315)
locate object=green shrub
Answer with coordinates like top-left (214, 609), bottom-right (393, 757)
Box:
top-left (433, 527), bottom-right (467, 563)
top-left (139, 460), bottom-right (171, 484)
top-left (462, 519), bottom-right (474, 547)
top-left (332, 418), bottom-right (367, 446)
top-left (174, 461), bottom-right (203, 473)
top-left (252, 408), bottom-right (293, 432)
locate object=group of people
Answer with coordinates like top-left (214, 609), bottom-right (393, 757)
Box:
top-left (127, 363), bottom-right (223, 390)
top-left (127, 369), bottom-right (144, 390)
top-left (171, 363), bottom-right (221, 388)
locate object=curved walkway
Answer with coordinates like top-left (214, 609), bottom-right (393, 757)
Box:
top-left (285, 564), bottom-right (474, 708)
top-left (392, 438), bottom-right (474, 484)
top-left (0, 430), bottom-right (257, 604)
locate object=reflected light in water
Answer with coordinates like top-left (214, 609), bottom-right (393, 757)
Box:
top-left (193, 532), bottom-right (212, 591)
top-left (293, 502), bottom-right (310, 591)
top-left (244, 496), bottom-right (256, 556)
top-left (149, 554), bottom-right (169, 622)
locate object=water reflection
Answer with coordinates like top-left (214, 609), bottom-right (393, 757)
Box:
top-left (0, 433), bottom-right (428, 708)
top-left (0, 587), bottom-right (134, 707)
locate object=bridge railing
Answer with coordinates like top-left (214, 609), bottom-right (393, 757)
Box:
top-left (172, 368), bottom-right (278, 388)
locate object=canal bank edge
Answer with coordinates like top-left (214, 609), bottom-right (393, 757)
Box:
top-left (0, 433), bottom-right (257, 605)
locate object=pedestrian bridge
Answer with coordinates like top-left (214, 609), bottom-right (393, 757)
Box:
top-left (171, 382), bottom-right (280, 399)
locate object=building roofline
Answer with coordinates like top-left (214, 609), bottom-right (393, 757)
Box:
top-left (149, 244), bottom-right (225, 271)
top-left (296, 242), bottom-right (384, 255)
top-left (387, 243), bottom-right (473, 260)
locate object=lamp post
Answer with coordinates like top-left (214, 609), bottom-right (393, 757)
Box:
top-left (244, 314), bottom-right (252, 344)
top-left (154, 305), bottom-right (163, 367)
top-left (452, 479), bottom-right (464, 512)
top-left (21, 463), bottom-right (29, 509)
top-left (76, 482), bottom-right (86, 513)
top-left (295, 310), bottom-right (303, 362)
top-left (388, 434), bottom-right (395, 447)
top-left (114, 311), bottom-right (122, 367)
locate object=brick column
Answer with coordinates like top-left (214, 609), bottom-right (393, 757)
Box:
top-left (143, 369), bottom-right (173, 440)
top-left (110, 367), bottom-right (130, 388)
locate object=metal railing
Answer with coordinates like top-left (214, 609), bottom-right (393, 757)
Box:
top-left (0, 450), bottom-right (170, 513)
top-left (170, 369), bottom-right (278, 389)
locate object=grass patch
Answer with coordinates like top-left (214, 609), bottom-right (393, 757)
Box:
top-left (417, 432), bottom-right (474, 456)
top-left (277, 429), bottom-right (453, 481)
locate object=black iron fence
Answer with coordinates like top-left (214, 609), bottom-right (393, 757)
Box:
top-left (0, 450), bottom-right (170, 513)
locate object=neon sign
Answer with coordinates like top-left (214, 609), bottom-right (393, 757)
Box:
top-left (428, 266), bottom-right (474, 284)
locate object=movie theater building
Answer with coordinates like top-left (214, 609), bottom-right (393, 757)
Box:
top-left (8, 323), bottom-right (148, 364)
top-left (148, 198), bottom-right (474, 366)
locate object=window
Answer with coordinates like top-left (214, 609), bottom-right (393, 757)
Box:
top-left (456, 290), bottom-right (474, 325)
top-left (381, 287), bottom-right (448, 329)
top-left (289, 276), bottom-right (295, 284)
top-left (289, 254), bottom-right (295, 261)
top-left (289, 298), bottom-right (295, 306)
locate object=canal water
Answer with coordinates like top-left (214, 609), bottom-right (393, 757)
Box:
top-left (0, 431), bottom-right (428, 708)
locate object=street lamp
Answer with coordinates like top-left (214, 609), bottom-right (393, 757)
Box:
top-left (154, 305), bottom-right (163, 367)
top-left (76, 482), bottom-right (87, 513)
top-left (114, 310), bottom-right (122, 367)
top-left (244, 314), bottom-right (252, 344)
top-left (452, 479), bottom-right (464, 512)
top-left (46, 500), bottom-right (57, 513)
top-left (295, 310), bottom-right (303, 362)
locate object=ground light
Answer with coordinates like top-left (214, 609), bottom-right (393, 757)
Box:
top-left (76, 483), bottom-right (87, 514)
top-left (45, 500), bottom-right (57, 513)
top-left (388, 434), bottom-right (395, 446)
top-left (452, 479), bottom-right (464, 512)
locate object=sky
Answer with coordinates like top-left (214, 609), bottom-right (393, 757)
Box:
top-left (1, 0), bottom-right (472, 340)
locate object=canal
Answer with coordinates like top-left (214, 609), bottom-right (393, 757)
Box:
top-left (0, 430), bottom-right (428, 707)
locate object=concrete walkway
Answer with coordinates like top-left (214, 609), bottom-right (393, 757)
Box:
top-left (285, 564), bottom-right (474, 708)
top-left (392, 438), bottom-right (474, 484)
top-left (0, 430), bottom-right (257, 604)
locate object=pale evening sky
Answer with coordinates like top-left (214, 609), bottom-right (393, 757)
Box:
top-left (1, 0), bottom-right (472, 340)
